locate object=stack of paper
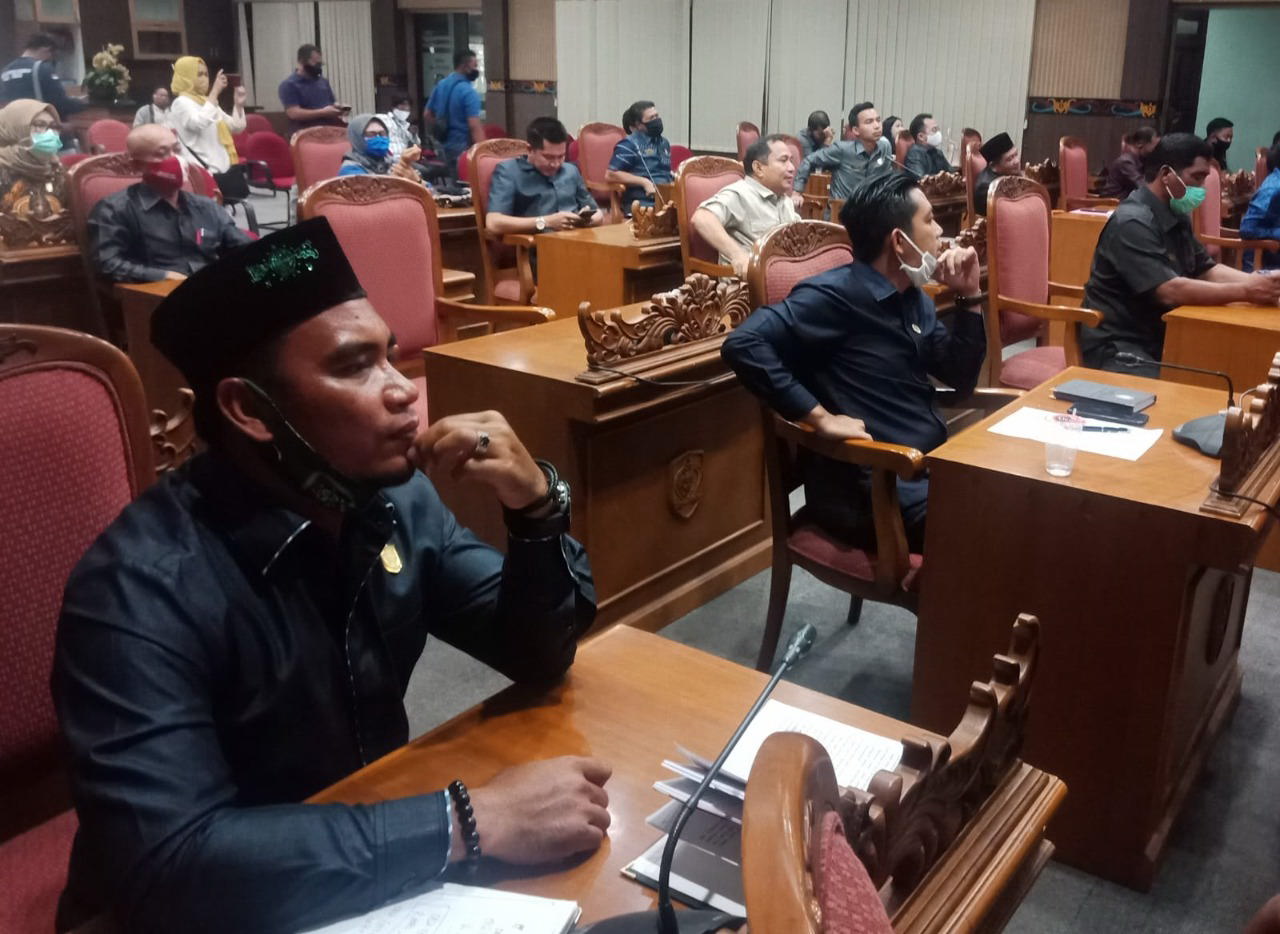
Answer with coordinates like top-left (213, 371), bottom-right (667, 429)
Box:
top-left (300, 883), bottom-right (580, 934)
top-left (621, 700), bottom-right (903, 914)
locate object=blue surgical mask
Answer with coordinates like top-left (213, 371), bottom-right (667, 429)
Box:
top-left (30, 128), bottom-right (61, 155)
top-left (364, 135), bottom-right (390, 158)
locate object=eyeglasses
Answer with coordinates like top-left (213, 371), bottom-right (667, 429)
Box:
top-left (363, 130), bottom-right (388, 139)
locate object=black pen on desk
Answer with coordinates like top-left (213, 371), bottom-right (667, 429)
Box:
top-left (1083, 425), bottom-right (1129, 433)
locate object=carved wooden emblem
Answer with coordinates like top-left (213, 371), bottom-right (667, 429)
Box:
top-left (954, 216), bottom-right (987, 263)
top-left (1222, 169), bottom-right (1254, 201)
top-left (668, 450), bottom-right (704, 519)
top-left (578, 273), bottom-right (752, 367)
top-left (917, 170), bottom-right (964, 200)
top-left (1023, 159), bottom-right (1059, 186)
top-left (1203, 353), bottom-right (1280, 517)
top-left (629, 201), bottom-right (678, 238)
top-left (319, 175), bottom-right (408, 203)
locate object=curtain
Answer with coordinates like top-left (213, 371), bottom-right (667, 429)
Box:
top-left (840, 0), bottom-right (1036, 157)
top-left (764, 0), bottom-right (846, 139)
top-left (555, 0), bottom-right (692, 147)
top-left (248, 1), bottom-right (316, 112)
top-left (237, 3), bottom-right (257, 108)
top-left (317, 1), bottom-right (376, 117)
top-left (688, 0), bottom-right (770, 151)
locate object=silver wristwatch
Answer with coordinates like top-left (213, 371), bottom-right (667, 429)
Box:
top-left (535, 216), bottom-right (546, 233)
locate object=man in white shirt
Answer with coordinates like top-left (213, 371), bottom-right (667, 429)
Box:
top-left (692, 135), bottom-right (800, 277)
top-left (133, 87), bottom-right (172, 128)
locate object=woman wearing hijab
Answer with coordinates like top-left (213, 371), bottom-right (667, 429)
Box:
top-left (168, 56), bottom-right (245, 173)
top-left (0, 99), bottom-right (69, 241)
top-left (338, 113), bottom-right (421, 182)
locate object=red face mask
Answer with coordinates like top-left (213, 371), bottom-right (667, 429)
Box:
top-left (142, 155), bottom-right (184, 197)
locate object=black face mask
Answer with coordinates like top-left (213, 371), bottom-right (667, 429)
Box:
top-left (465, 68), bottom-right (480, 82)
top-left (303, 63), bottom-right (323, 78)
top-left (644, 117), bottom-right (663, 138)
top-left (1212, 138), bottom-right (1230, 156)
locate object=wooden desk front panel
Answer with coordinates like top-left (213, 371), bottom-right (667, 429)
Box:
top-left (0, 246), bottom-right (95, 334)
top-left (1162, 305), bottom-right (1280, 393)
top-left (535, 227), bottom-right (683, 318)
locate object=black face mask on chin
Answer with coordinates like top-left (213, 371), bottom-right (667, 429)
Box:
top-left (465, 68), bottom-right (480, 82)
top-left (303, 62), bottom-right (323, 78)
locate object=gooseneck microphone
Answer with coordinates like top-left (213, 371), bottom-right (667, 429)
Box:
top-left (580, 623), bottom-right (819, 934)
top-left (621, 138), bottom-right (668, 208)
top-left (1113, 351), bottom-right (1235, 407)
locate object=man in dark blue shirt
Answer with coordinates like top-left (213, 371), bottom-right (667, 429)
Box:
top-left (607, 99), bottom-right (674, 211)
top-left (52, 218), bottom-right (608, 933)
top-left (425, 48), bottom-right (484, 177)
top-left (278, 43), bottom-right (345, 135)
top-left (0, 32), bottom-right (85, 115)
top-left (722, 173), bottom-right (986, 551)
top-left (487, 117), bottom-right (600, 238)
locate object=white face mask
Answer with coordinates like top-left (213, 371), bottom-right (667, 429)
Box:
top-left (896, 229), bottom-right (937, 288)
top-left (392, 108), bottom-right (410, 121)
top-left (926, 130), bottom-right (943, 148)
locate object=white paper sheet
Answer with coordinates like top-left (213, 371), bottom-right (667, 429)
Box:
top-left (717, 700), bottom-right (902, 791)
top-left (299, 883), bottom-right (580, 934)
top-left (987, 406), bottom-right (1164, 461)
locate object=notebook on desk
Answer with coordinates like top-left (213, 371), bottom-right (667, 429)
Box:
top-left (1051, 378), bottom-right (1156, 416)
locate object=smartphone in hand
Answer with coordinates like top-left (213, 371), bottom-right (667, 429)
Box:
top-left (576, 205), bottom-right (595, 225)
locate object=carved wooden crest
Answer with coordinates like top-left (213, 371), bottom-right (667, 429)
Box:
top-left (842, 614), bottom-right (1041, 892)
top-left (630, 201), bottom-right (678, 238)
top-left (300, 126), bottom-right (347, 144)
top-left (1222, 169), bottom-right (1254, 201)
top-left (918, 171), bottom-right (964, 200)
top-left (578, 273), bottom-right (751, 367)
top-left (954, 216), bottom-right (987, 264)
top-left (768, 220), bottom-right (847, 258)
top-left (318, 175), bottom-right (411, 203)
top-left (668, 450), bottom-right (704, 519)
top-left (479, 138), bottom-right (530, 159)
top-left (1206, 353), bottom-right (1280, 504)
top-left (1023, 159), bottom-right (1059, 186)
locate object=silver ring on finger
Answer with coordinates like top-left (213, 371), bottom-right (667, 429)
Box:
top-left (473, 430), bottom-right (491, 458)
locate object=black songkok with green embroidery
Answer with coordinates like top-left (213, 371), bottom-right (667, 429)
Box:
top-left (150, 217), bottom-right (367, 386)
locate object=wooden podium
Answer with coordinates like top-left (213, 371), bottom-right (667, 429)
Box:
top-left (913, 367), bottom-right (1277, 889)
top-left (422, 276), bottom-right (770, 632)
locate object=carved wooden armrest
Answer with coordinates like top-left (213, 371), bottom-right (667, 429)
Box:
top-left (586, 179), bottom-right (625, 194)
top-left (688, 256), bottom-right (736, 278)
top-left (774, 417), bottom-right (925, 479)
top-left (996, 296), bottom-right (1103, 328)
top-left (500, 233), bottom-right (537, 249)
top-left (1200, 233), bottom-right (1280, 252)
top-left (436, 297), bottom-right (554, 341)
top-left (1047, 280), bottom-right (1085, 300)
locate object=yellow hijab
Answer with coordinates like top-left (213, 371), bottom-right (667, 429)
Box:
top-left (171, 56), bottom-right (238, 164)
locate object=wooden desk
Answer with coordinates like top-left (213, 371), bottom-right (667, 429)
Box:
top-left (1050, 210), bottom-right (1108, 293)
top-left (0, 243), bottom-right (95, 333)
top-left (423, 315), bottom-right (769, 631)
top-left (914, 367), bottom-right (1271, 889)
top-left (535, 224), bottom-right (683, 318)
top-left (313, 626), bottom-right (1064, 931)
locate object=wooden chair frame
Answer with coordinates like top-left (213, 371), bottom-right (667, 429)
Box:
top-left (1194, 166), bottom-right (1280, 270)
top-left (962, 140), bottom-right (984, 229)
top-left (745, 219), bottom-right (851, 307)
top-left (985, 176), bottom-right (1102, 387)
top-left (799, 171), bottom-right (832, 220)
top-left (468, 138), bottom-right (538, 306)
top-left (959, 128), bottom-right (982, 180)
top-left (289, 125), bottom-right (349, 196)
top-left (576, 122), bottom-right (627, 224)
top-left (1057, 137), bottom-right (1119, 212)
top-left (674, 154), bottom-right (743, 278)
top-left (297, 174), bottom-right (552, 368)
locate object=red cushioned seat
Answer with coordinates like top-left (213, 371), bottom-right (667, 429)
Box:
top-left (789, 520), bottom-right (924, 593)
top-left (0, 810), bottom-right (77, 933)
top-left (998, 344), bottom-right (1066, 390)
top-left (814, 810), bottom-right (894, 934)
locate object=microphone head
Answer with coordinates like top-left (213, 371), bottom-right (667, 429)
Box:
top-left (782, 623), bottom-right (817, 665)
top-left (1113, 352), bottom-right (1140, 366)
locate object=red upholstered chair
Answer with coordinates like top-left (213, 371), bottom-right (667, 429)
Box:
top-left (58, 152), bottom-right (90, 170)
top-left (576, 122), bottom-right (627, 223)
top-left (962, 138), bottom-right (987, 228)
top-left (85, 119), bottom-right (130, 154)
top-left (244, 112), bottom-right (274, 135)
top-left (894, 127), bottom-right (912, 168)
top-left (959, 128), bottom-right (982, 178)
top-left (986, 176), bottom-right (1102, 390)
top-left (674, 154), bottom-right (744, 278)
top-left (777, 134), bottom-right (804, 172)
top-left (299, 175), bottom-right (552, 424)
top-left (0, 323), bottom-right (153, 934)
top-left (669, 144), bottom-right (693, 172)
top-left (1194, 165), bottom-right (1279, 270)
top-left (747, 219), bottom-right (851, 306)
top-left (240, 130), bottom-right (296, 226)
top-left (468, 138), bottom-right (537, 304)
top-left (290, 125), bottom-right (349, 195)
top-left (743, 734), bottom-right (893, 934)
top-left (1057, 137), bottom-right (1118, 211)
top-left (483, 122), bottom-right (507, 140)
top-left (736, 121), bottom-right (760, 161)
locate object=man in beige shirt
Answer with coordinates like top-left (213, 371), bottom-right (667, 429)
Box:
top-left (693, 134), bottom-right (800, 277)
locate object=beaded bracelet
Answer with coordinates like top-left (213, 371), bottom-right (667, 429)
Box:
top-left (448, 779), bottom-right (482, 871)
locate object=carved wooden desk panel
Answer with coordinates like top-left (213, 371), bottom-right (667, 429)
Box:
top-left (914, 368), bottom-right (1272, 889)
top-left (313, 626), bottom-right (1064, 931)
top-left (535, 224), bottom-right (684, 319)
top-left (0, 244), bottom-right (94, 333)
top-left (422, 315), bottom-right (769, 631)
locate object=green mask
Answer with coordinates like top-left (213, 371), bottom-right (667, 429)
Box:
top-left (1163, 168), bottom-right (1206, 216)
top-left (30, 128), bottom-right (60, 156)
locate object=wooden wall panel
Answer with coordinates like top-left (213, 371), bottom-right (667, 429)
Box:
top-left (508, 0), bottom-right (555, 80)
top-left (1022, 113), bottom-right (1150, 167)
top-left (1028, 0), bottom-right (1131, 98)
top-left (1121, 0), bottom-right (1172, 99)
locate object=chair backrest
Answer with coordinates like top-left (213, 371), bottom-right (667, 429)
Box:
top-left (1257, 147), bottom-right (1270, 190)
top-left (670, 144), bottom-right (693, 172)
top-left (736, 121), bottom-right (760, 161)
top-left (58, 152), bottom-right (90, 170)
top-left (894, 127), bottom-right (913, 167)
top-left (674, 155), bottom-right (745, 274)
top-left (987, 175), bottom-right (1052, 356)
top-left (244, 112), bottom-right (274, 135)
top-left (85, 119), bottom-right (130, 154)
top-left (577, 122), bottom-right (626, 188)
top-left (748, 220), bottom-right (852, 307)
top-left (1058, 136), bottom-right (1091, 209)
top-left (775, 134), bottom-right (804, 174)
top-left (242, 130), bottom-right (295, 182)
top-left (299, 175), bottom-right (445, 356)
top-left (963, 140), bottom-right (987, 226)
top-left (1195, 165), bottom-right (1223, 238)
top-left (0, 324), bottom-right (152, 815)
top-left (960, 128), bottom-right (983, 179)
top-left (187, 163), bottom-right (222, 203)
top-left (483, 122), bottom-right (507, 140)
top-left (290, 125), bottom-right (350, 194)
top-left (469, 138), bottom-right (532, 301)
